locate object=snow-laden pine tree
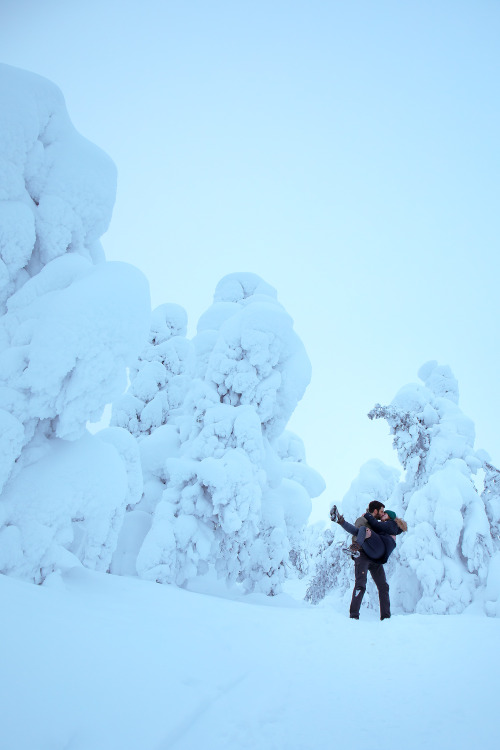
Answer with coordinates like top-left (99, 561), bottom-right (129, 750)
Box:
top-left (305, 459), bottom-right (399, 606)
top-left (109, 303), bottom-right (196, 574)
top-left (303, 526), bottom-right (340, 605)
top-left (0, 66), bottom-right (150, 582)
top-left (482, 462), bottom-right (500, 546)
top-left (369, 361), bottom-right (494, 614)
top-left (481, 461), bottom-right (500, 615)
top-left (134, 272), bottom-right (325, 594)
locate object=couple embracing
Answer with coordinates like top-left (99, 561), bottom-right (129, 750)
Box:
top-left (330, 501), bottom-right (407, 620)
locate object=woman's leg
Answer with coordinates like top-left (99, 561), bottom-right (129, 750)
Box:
top-left (340, 519), bottom-right (385, 560)
top-left (355, 526), bottom-right (367, 545)
top-left (362, 533), bottom-right (385, 560)
top-left (339, 520), bottom-right (367, 545)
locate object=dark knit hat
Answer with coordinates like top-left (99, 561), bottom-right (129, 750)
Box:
top-left (385, 510), bottom-right (396, 520)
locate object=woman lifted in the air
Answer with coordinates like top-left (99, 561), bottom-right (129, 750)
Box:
top-left (330, 504), bottom-right (407, 563)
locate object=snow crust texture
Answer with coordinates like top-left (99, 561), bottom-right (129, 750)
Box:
top-left (0, 65), bottom-right (150, 582)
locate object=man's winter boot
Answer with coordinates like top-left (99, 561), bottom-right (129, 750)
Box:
top-left (341, 544), bottom-right (360, 559)
top-left (330, 505), bottom-right (344, 524)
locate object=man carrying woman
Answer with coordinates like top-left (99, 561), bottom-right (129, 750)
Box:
top-left (330, 501), bottom-right (407, 620)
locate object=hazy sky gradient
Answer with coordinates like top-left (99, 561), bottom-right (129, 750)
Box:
top-left (2, 0), bottom-right (499, 520)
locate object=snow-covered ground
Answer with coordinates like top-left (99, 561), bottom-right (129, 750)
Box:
top-left (1, 569), bottom-right (497, 750)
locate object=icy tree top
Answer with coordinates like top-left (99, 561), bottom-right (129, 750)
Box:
top-left (417, 360), bottom-right (459, 404)
top-left (0, 65), bottom-right (149, 449)
top-left (213, 272), bottom-right (278, 304)
top-left (0, 66), bottom-right (150, 583)
top-left (149, 303), bottom-right (188, 346)
top-left (0, 63), bottom-right (116, 280)
top-left (341, 459), bottom-right (400, 520)
top-left (195, 272), bottom-right (311, 440)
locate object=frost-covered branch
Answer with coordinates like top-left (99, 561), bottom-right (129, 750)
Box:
top-left (368, 403), bottom-right (430, 487)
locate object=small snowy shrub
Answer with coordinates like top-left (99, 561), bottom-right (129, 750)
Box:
top-left (482, 462), bottom-right (500, 545)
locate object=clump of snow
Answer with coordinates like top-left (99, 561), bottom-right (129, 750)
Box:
top-left (198, 272), bottom-right (311, 440)
top-left (213, 271), bottom-right (278, 304)
top-left (274, 430), bottom-right (326, 498)
top-left (0, 434), bottom-right (129, 581)
top-left (3, 256), bottom-right (150, 441)
top-left (340, 458), bottom-right (400, 520)
top-left (112, 302), bottom-right (194, 438)
top-left (418, 359), bottom-right (459, 404)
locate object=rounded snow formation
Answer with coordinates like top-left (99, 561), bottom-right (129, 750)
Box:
top-left (418, 360), bottom-right (459, 404)
top-left (214, 272), bottom-right (278, 305)
top-left (150, 303), bottom-right (188, 345)
top-left (0, 64), bottom-right (117, 291)
top-left (199, 272), bottom-right (312, 440)
top-left (341, 458), bottom-right (400, 519)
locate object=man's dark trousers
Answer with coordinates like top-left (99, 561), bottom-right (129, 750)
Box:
top-left (349, 551), bottom-right (390, 619)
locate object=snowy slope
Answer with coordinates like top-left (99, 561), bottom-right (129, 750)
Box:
top-left (1, 570), bottom-right (497, 750)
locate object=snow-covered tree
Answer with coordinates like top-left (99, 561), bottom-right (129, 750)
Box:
top-left (367, 403), bottom-right (430, 502)
top-left (135, 272), bottom-right (325, 594)
top-left (304, 528), bottom-right (345, 605)
top-left (108, 304), bottom-right (195, 574)
top-left (480, 461), bottom-right (500, 616)
top-left (482, 462), bottom-right (500, 546)
top-left (0, 65), bottom-right (150, 582)
top-left (370, 361), bottom-right (494, 614)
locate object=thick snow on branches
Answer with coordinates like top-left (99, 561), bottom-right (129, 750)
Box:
top-left (0, 65), bottom-right (150, 582)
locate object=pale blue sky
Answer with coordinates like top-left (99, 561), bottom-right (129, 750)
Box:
top-left (2, 0), bottom-right (499, 519)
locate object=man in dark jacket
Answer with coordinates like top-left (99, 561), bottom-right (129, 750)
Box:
top-left (332, 500), bottom-right (392, 620)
